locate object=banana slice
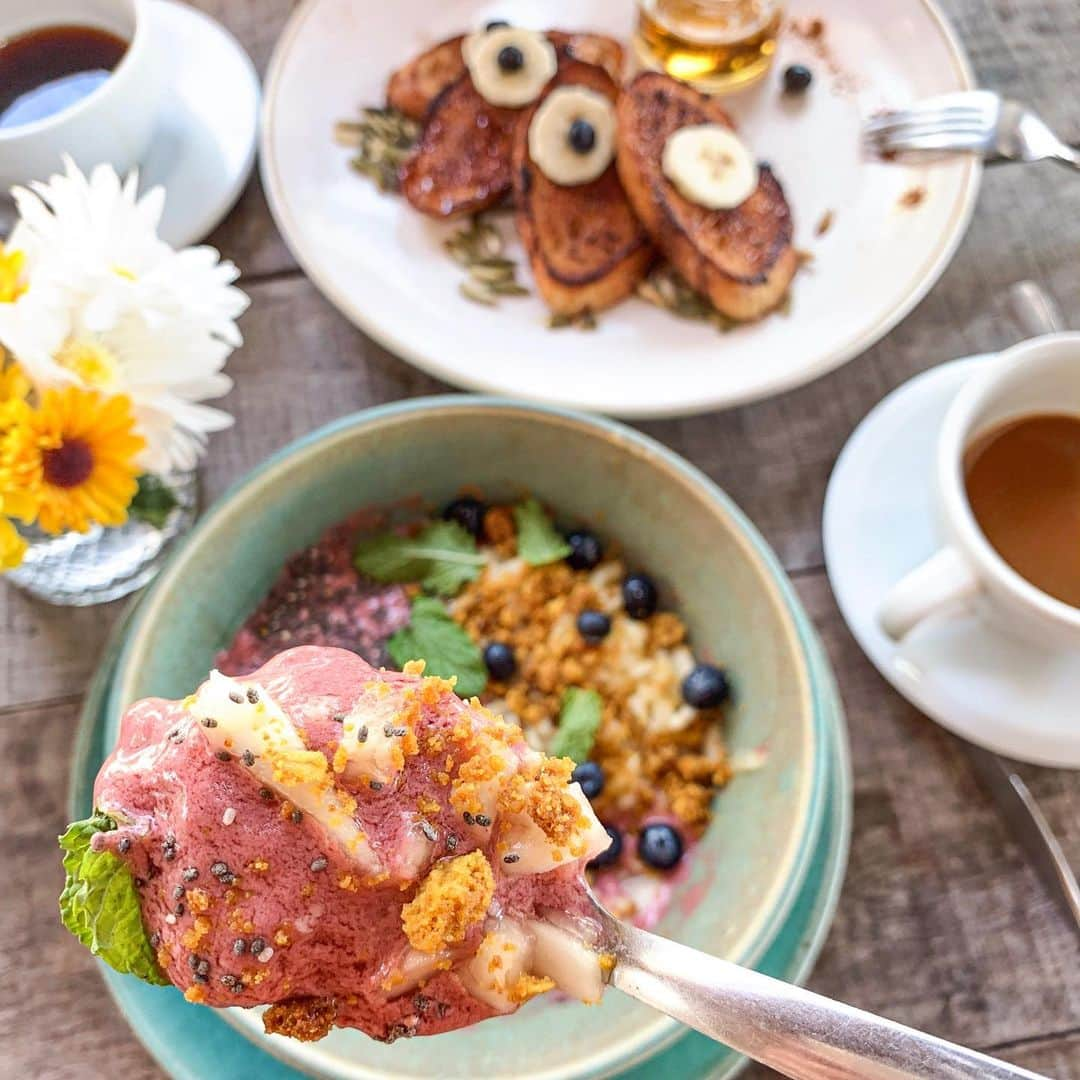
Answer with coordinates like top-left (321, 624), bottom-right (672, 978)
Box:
top-left (661, 124), bottom-right (759, 211)
top-left (528, 85), bottom-right (616, 187)
top-left (463, 26), bottom-right (557, 108)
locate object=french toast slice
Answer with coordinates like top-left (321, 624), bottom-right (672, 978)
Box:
top-left (396, 32), bottom-right (624, 219)
top-left (616, 71), bottom-right (798, 321)
top-left (387, 32), bottom-right (623, 120)
top-left (512, 60), bottom-right (653, 316)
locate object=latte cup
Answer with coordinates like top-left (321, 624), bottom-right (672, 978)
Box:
top-left (878, 332), bottom-right (1080, 651)
top-left (0, 0), bottom-right (165, 191)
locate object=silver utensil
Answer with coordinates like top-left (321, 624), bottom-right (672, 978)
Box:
top-left (864, 90), bottom-right (1080, 169)
top-left (586, 885), bottom-right (1047, 1079)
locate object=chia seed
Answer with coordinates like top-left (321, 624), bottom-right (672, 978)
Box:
top-left (150, 932), bottom-right (162, 948)
top-left (196, 959), bottom-right (210, 976)
top-left (173, 885), bottom-right (185, 900)
top-left (413, 994), bottom-right (430, 1012)
top-left (228, 691), bottom-right (244, 704)
top-left (246, 688), bottom-right (259, 704)
top-left (117, 837), bottom-right (131, 854)
top-left (290, 809), bottom-right (303, 824)
top-left (162, 835), bottom-right (177, 861)
top-left (419, 821), bottom-right (438, 842)
top-left (310, 856), bottom-right (328, 872)
top-left (259, 787), bottom-right (274, 801)
top-left (332, 713), bottom-right (345, 723)
top-left (210, 861), bottom-right (229, 878)
top-left (230, 981), bottom-right (244, 995)
top-left (357, 725), bottom-right (368, 743)
top-left (200, 717), bottom-right (218, 728)
top-left (445, 834), bottom-right (458, 850)
top-left (174, 902), bottom-right (186, 917)
top-left (221, 974), bottom-right (238, 987)
top-left (390, 726), bottom-right (407, 737)
top-left (249, 937), bottom-right (266, 956)
top-left (182, 867), bottom-right (199, 882)
top-left (241, 750), bottom-right (255, 767)
top-left (215, 750), bottom-right (232, 762)
top-left (475, 814), bottom-right (492, 828)
top-left (233, 939), bottom-right (246, 955)
top-left (370, 780), bottom-right (384, 791)
top-left (462, 812), bottom-right (475, 825)
top-left (193, 972), bottom-right (208, 985)
top-left (188, 954), bottom-right (199, 970)
top-left (503, 853), bottom-right (520, 864)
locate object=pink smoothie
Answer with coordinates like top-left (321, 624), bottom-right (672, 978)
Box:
top-left (93, 647), bottom-right (609, 1042)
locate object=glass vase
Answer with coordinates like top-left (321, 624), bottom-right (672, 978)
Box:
top-left (4, 469), bottom-right (198, 606)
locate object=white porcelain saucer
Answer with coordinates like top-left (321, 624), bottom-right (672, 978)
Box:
top-left (140, 0), bottom-right (260, 246)
top-left (824, 356), bottom-right (1080, 768)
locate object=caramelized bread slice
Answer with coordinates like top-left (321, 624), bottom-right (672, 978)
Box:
top-left (387, 32), bottom-right (623, 120)
top-left (513, 60), bottom-right (653, 315)
top-left (400, 74), bottom-right (519, 218)
top-left (387, 35), bottom-right (466, 120)
top-left (616, 71), bottom-right (797, 321)
top-left (395, 32), bottom-right (624, 218)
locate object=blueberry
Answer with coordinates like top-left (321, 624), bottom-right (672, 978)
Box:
top-left (568, 118), bottom-right (596, 154)
top-left (783, 64), bottom-right (813, 93)
top-left (638, 823), bottom-right (684, 870)
top-left (484, 19), bottom-right (510, 31)
top-left (497, 44), bottom-right (524, 72)
top-left (571, 761), bottom-right (605, 799)
top-left (565, 529), bottom-right (603, 570)
top-left (577, 609), bottom-right (611, 643)
top-left (681, 663), bottom-right (730, 709)
top-left (483, 642), bottom-right (516, 681)
top-left (622, 573), bottom-right (658, 619)
top-left (442, 495), bottom-right (486, 538)
top-left (588, 825), bottom-right (623, 870)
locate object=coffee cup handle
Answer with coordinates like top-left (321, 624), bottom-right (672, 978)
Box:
top-left (878, 546), bottom-right (981, 641)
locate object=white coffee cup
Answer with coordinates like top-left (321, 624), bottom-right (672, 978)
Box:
top-left (879, 332), bottom-right (1080, 651)
top-left (0, 0), bottom-right (164, 192)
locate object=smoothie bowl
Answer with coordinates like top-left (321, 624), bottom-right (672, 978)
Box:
top-left (104, 397), bottom-right (838, 1079)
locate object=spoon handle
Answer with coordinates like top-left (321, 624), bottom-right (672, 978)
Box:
top-left (609, 924), bottom-right (1047, 1080)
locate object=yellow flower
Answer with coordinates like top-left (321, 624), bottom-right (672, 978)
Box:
top-left (0, 360), bottom-right (31, 432)
top-left (55, 337), bottom-right (123, 391)
top-left (0, 244), bottom-right (27, 304)
top-left (0, 511), bottom-right (26, 570)
top-left (0, 386), bottom-right (145, 534)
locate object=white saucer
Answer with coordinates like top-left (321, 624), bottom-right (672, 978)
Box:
top-left (141, 0), bottom-right (260, 247)
top-left (824, 357), bottom-right (1080, 768)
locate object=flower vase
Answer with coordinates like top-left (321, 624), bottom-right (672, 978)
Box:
top-left (5, 469), bottom-right (197, 606)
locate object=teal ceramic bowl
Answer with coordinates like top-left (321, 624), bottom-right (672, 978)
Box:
top-left (106, 397), bottom-right (837, 1080)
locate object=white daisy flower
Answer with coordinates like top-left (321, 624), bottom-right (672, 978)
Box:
top-left (0, 157), bottom-right (249, 473)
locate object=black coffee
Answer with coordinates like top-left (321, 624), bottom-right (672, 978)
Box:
top-left (0, 24), bottom-right (129, 130)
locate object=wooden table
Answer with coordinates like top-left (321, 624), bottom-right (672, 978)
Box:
top-left (5, 1), bottom-right (1080, 1076)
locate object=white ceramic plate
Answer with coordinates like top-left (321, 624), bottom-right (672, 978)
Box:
top-left (824, 357), bottom-right (1080, 768)
top-left (261, 0), bottom-right (979, 418)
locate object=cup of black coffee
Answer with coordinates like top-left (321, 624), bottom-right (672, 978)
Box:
top-left (0, 0), bottom-right (164, 189)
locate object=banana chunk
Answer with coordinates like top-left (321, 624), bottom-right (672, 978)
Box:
top-left (463, 26), bottom-right (557, 108)
top-left (528, 85), bottom-right (616, 186)
top-left (661, 124), bottom-right (758, 211)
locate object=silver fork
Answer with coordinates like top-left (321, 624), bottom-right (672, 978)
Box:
top-left (864, 90), bottom-right (1080, 169)
top-left (584, 884), bottom-right (1046, 1079)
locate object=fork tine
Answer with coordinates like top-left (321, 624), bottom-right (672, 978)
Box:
top-left (864, 107), bottom-right (989, 137)
top-left (865, 118), bottom-right (990, 144)
top-left (867, 130), bottom-right (990, 154)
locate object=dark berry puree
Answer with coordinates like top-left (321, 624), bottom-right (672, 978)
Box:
top-left (216, 518), bottom-right (412, 676)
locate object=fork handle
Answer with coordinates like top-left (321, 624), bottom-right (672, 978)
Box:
top-left (611, 924), bottom-right (1047, 1080)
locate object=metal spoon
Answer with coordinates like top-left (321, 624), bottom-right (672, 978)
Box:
top-left (585, 884), bottom-right (1047, 1079)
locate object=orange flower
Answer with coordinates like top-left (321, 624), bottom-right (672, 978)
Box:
top-left (0, 386), bottom-right (144, 534)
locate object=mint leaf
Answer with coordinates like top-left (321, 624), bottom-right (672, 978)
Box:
top-left (129, 475), bottom-right (178, 529)
top-left (59, 812), bottom-right (168, 985)
top-left (354, 521), bottom-right (485, 596)
top-left (550, 687), bottom-right (603, 763)
top-left (388, 595), bottom-right (487, 698)
top-left (514, 498), bottom-right (571, 566)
